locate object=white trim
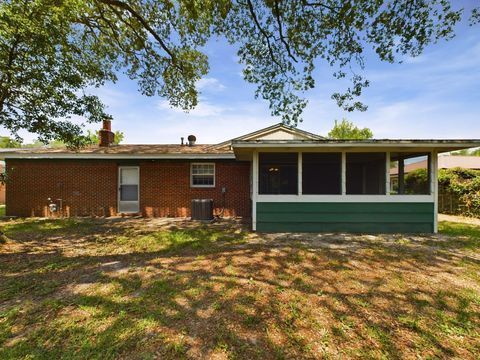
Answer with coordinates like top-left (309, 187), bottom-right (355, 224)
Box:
top-left (118, 166), bottom-right (140, 213)
top-left (2, 153), bottom-right (235, 160)
top-left (190, 163), bottom-right (215, 188)
top-left (252, 151), bottom-right (258, 231)
top-left (256, 194), bottom-right (434, 203)
top-left (386, 152), bottom-right (391, 196)
top-left (232, 142), bottom-right (480, 149)
top-left (432, 151), bottom-right (439, 233)
top-left (298, 152), bottom-right (302, 195)
top-left (341, 151), bottom-right (346, 195)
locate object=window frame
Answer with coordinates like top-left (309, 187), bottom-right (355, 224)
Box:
top-left (190, 162), bottom-right (215, 188)
top-left (345, 152), bottom-right (387, 195)
top-left (301, 152), bottom-right (342, 195)
top-left (258, 152), bottom-right (298, 195)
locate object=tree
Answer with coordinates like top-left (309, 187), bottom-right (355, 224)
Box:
top-left (328, 119), bottom-right (373, 139)
top-left (21, 130), bottom-right (124, 148)
top-left (0, 136), bottom-right (21, 148)
top-left (1, 1), bottom-right (477, 145)
top-left (85, 130), bottom-right (124, 145)
top-left (452, 148), bottom-right (480, 156)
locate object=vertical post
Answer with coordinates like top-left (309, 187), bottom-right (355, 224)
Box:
top-left (431, 151), bottom-right (438, 233)
top-left (386, 152), bottom-right (390, 195)
top-left (398, 157), bottom-right (405, 195)
top-left (298, 152), bottom-right (302, 195)
top-left (341, 151), bottom-right (346, 195)
top-left (252, 150), bottom-right (258, 231)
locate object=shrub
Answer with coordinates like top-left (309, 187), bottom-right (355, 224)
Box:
top-left (438, 168), bottom-right (480, 217)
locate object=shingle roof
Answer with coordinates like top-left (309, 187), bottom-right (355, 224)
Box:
top-left (2, 144), bottom-right (232, 155)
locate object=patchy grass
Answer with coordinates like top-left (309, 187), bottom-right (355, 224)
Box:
top-left (0, 205), bottom-right (4, 217)
top-left (438, 221), bottom-right (480, 250)
top-left (0, 218), bottom-right (479, 359)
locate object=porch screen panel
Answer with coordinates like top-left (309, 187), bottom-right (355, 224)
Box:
top-left (346, 153), bottom-right (386, 195)
top-left (302, 153), bottom-right (341, 194)
top-left (259, 153), bottom-right (298, 194)
top-left (390, 153), bottom-right (430, 195)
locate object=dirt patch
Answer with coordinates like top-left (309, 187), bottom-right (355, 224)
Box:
top-left (439, 213), bottom-right (480, 225)
top-left (0, 217), bottom-right (479, 359)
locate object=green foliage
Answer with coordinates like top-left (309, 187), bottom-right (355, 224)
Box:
top-left (452, 148), bottom-right (480, 156)
top-left (328, 119), bottom-right (373, 139)
top-left (0, 136), bottom-right (21, 148)
top-left (85, 130), bottom-right (124, 145)
top-left (0, 1), bottom-right (477, 144)
top-left (20, 130), bottom-right (124, 148)
top-left (438, 168), bottom-right (480, 217)
top-left (404, 168), bottom-right (429, 195)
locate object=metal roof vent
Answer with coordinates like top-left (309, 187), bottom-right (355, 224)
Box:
top-left (187, 135), bottom-right (196, 146)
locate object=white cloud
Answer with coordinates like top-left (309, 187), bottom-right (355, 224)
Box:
top-left (196, 77), bottom-right (226, 92)
top-left (157, 99), bottom-right (227, 117)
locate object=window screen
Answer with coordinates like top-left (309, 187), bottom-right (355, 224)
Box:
top-left (120, 185), bottom-right (138, 201)
top-left (390, 153), bottom-right (430, 195)
top-left (346, 153), bottom-right (386, 195)
top-left (302, 153), bottom-right (341, 194)
top-left (259, 153), bottom-right (298, 194)
top-left (191, 163), bottom-right (215, 187)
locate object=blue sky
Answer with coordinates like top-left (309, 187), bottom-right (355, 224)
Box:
top-left (11, 11), bottom-right (480, 144)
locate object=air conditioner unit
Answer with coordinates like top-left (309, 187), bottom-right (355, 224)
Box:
top-left (191, 199), bottom-right (214, 221)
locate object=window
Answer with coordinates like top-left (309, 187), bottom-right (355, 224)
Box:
top-left (259, 153), bottom-right (298, 194)
top-left (390, 153), bottom-right (430, 194)
top-left (302, 153), bottom-right (341, 194)
top-left (346, 153), bottom-right (386, 194)
top-left (191, 163), bottom-right (215, 187)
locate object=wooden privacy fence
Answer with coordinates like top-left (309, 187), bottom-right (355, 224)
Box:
top-left (438, 192), bottom-right (463, 215)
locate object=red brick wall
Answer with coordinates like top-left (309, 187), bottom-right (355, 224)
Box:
top-left (5, 159), bottom-right (251, 218)
top-left (140, 160), bottom-right (251, 218)
top-left (0, 163), bottom-right (5, 204)
top-left (6, 160), bottom-right (118, 217)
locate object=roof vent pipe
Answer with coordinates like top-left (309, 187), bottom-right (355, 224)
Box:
top-left (187, 135), bottom-right (196, 146)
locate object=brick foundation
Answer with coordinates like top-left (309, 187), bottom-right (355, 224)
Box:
top-left (5, 159), bottom-right (251, 218)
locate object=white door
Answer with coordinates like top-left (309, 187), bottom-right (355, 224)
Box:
top-left (118, 166), bottom-right (139, 213)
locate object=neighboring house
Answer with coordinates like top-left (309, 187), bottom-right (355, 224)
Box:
top-left (1, 120), bottom-right (479, 233)
top-left (390, 155), bottom-right (480, 190)
top-left (0, 161), bottom-right (5, 204)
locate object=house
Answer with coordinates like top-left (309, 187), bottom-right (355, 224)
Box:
top-left (1, 120), bottom-right (479, 233)
top-left (0, 161), bottom-right (5, 204)
top-left (389, 154), bottom-right (480, 191)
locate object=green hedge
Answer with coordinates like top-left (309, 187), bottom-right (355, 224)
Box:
top-left (405, 167), bottom-right (480, 217)
top-left (438, 168), bottom-right (480, 217)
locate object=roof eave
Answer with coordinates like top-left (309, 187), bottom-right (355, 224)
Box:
top-left (1, 153), bottom-right (236, 160)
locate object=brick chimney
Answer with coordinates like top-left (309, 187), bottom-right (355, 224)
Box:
top-left (99, 118), bottom-right (115, 147)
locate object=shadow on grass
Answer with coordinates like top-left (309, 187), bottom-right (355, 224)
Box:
top-left (0, 218), bottom-right (479, 359)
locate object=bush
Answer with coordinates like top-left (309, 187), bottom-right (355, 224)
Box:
top-left (404, 168), bottom-right (429, 194)
top-left (438, 168), bottom-right (480, 217)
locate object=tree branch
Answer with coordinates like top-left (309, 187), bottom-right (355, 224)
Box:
top-left (245, 0), bottom-right (284, 71)
top-left (273, 0), bottom-right (297, 63)
top-left (94, 0), bottom-right (180, 68)
top-left (302, 1), bottom-right (339, 13)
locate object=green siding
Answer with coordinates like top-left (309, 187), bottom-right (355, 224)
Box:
top-left (256, 202), bottom-right (434, 233)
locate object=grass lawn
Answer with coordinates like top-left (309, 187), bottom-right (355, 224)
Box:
top-left (0, 205), bottom-right (5, 217)
top-left (0, 218), bottom-right (479, 359)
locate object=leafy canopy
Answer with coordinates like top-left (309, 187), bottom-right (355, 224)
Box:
top-left (1, 0), bottom-right (477, 145)
top-left (328, 118), bottom-right (373, 139)
top-left (0, 136), bottom-right (21, 148)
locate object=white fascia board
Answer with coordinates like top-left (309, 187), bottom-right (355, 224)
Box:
top-left (232, 141), bottom-right (480, 149)
top-left (257, 194), bottom-right (434, 203)
top-left (2, 153), bottom-right (236, 160)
